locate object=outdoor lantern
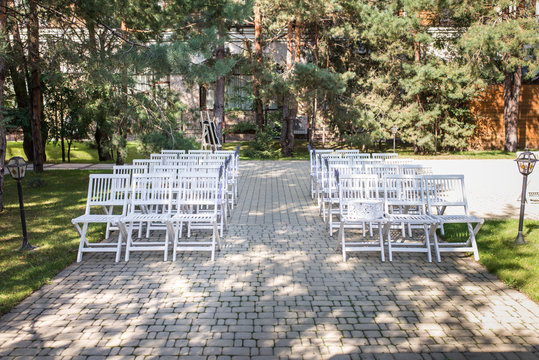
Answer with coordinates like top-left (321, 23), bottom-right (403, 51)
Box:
top-left (6, 156), bottom-right (34, 250)
top-left (516, 151), bottom-right (536, 176)
top-left (391, 125), bottom-right (398, 153)
top-left (7, 156), bottom-right (27, 180)
top-left (514, 149), bottom-right (537, 244)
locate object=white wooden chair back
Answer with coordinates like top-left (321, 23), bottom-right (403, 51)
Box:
top-left (384, 175), bottom-right (426, 211)
top-left (84, 174), bottom-right (130, 215)
top-left (344, 153), bottom-right (370, 161)
top-left (113, 165), bottom-right (147, 179)
top-left (161, 149), bottom-right (185, 156)
top-left (372, 153), bottom-right (398, 161)
top-left (336, 173), bottom-right (382, 221)
top-left (365, 164), bottom-right (400, 179)
top-left (385, 158), bottom-right (414, 165)
top-left (335, 149), bottom-right (360, 155)
top-left (177, 173), bottom-right (221, 210)
top-left (150, 153), bottom-right (178, 165)
top-left (349, 158), bottom-right (382, 167)
top-left (424, 175), bottom-right (470, 214)
top-left (128, 174), bottom-right (173, 215)
top-left (189, 150), bottom-right (212, 155)
top-left (400, 164), bottom-right (424, 176)
top-left (133, 159), bottom-right (161, 173)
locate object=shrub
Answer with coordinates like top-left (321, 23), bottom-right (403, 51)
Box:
top-left (139, 131), bottom-right (199, 155)
top-left (244, 125), bottom-right (280, 159)
top-left (225, 121), bottom-right (257, 134)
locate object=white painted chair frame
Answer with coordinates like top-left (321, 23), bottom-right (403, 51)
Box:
top-left (372, 153), bottom-right (399, 161)
top-left (168, 171), bottom-right (222, 261)
top-left (72, 174), bottom-right (130, 262)
top-left (336, 172), bottom-right (390, 262)
top-left (383, 175), bottom-right (439, 262)
top-left (120, 174), bottom-right (174, 261)
top-left (424, 175), bottom-right (484, 261)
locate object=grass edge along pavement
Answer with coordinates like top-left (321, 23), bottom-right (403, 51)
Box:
top-left (0, 166), bottom-right (538, 318)
top-left (0, 170), bottom-right (109, 316)
top-left (7, 140), bottom-right (518, 163)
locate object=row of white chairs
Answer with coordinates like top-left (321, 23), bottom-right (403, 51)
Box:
top-left (334, 172), bottom-right (484, 263)
top-left (307, 147), bottom-right (483, 263)
top-left (73, 151), bottom-right (239, 263)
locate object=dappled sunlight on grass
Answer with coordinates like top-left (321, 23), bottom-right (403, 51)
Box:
top-left (7, 141), bottom-right (146, 164)
top-left (443, 220), bottom-right (539, 303)
top-left (0, 169), bottom-right (108, 315)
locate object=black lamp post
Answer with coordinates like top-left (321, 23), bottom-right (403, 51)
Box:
top-left (515, 149), bottom-right (537, 245)
top-left (6, 156), bottom-right (34, 250)
top-left (391, 126), bottom-right (398, 153)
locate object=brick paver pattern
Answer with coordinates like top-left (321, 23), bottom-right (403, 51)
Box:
top-left (1, 161), bottom-right (539, 359)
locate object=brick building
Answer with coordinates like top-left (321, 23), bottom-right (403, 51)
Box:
top-left (469, 84), bottom-right (539, 150)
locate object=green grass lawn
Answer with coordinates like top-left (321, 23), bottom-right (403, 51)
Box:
top-left (0, 170), bottom-right (107, 315)
top-left (443, 220), bottom-right (539, 303)
top-left (6, 141), bottom-right (146, 164)
top-left (7, 140), bottom-right (518, 163)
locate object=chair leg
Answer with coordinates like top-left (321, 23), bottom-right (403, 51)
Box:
top-left (430, 223), bottom-right (441, 262)
top-left (468, 223), bottom-right (480, 261)
top-left (378, 224), bottom-right (385, 262)
top-left (115, 230), bottom-right (122, 263)
top-left (163, 227), bottom-right (169, 262)
top-left (337, 222), bottom-right (343, 251)
top-left (214, 220), bottom-right (221, 250)
top-left (341, 222), bottom-right (347, 262)
top-left (328, 206), bottom-right (333, 236)
top-left (172, 222), bottom-right (179, 262)
top-left (77, 223), bottom-right (89, 263)
top-left (387, 226), bottom-right (393, 262)
top-left (125, 222), bottom-right (133, 262)
top-left (424, 224), bottom-right (432, 263)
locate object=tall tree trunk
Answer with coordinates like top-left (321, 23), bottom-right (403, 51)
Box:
top-left (0, 0), bottom-right (7, 211)
top-left (503, 65), bottom-right (521, 152)
top-left (27, 0), bottom-right (44, 172)
top-left (281, 20), bottom-right (296, 157)
top-left (7, 7), bottom-right (32, 161)
top-left (311, 23), bottom-right (320, 147)
top-left (214, 40), bottom-right (225, 145)
top-left (87, 20), bottom-right (112, 161)
top-left (252, 2), bottom-right (264, 129)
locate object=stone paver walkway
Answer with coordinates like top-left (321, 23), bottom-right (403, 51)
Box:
top-left (1, 161), bottom-right (539, 359)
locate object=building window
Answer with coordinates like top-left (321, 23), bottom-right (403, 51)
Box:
top-left (226, 75), bottom-right (253, 110)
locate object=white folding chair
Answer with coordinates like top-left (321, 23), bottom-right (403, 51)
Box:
top-left (151, 153), bottom-right (178, 165)
top-left (133, 159), bottom-right (161, 173)
top-left (315, 152), bottom-right (341, 208)
top-left (385, 158), bottom-right (415, 165)
top-left (168, 170), bottom-right (222, 261)
top-left (372, 153), bottom-right (398, 161)
top-left (161, 149), bottom-right (185, 157)
top-left (72, 174), bottom-right (130, 262)
top-left (189, 150), bottom-right (212, 155)
top-left (120, 174), bottom-right (173, 261)
top-left (321, 158), bottom-right (351, 222)
top-left (424, 175), bottom-right (484, 261)
top-left (399, 164), bottom-right (425, 176)
top-left (110, 165), bottom-right (147, 238)
top-left (336, 172), bottom-right (390, 262)
top-left (344, 153), bottom-right (371, 162)
top-left (384, 175), bottom-right (439, 262)
top-left (335, 149), bottom-right (360, 155)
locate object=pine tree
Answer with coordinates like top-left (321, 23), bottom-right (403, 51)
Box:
top-left (459, 0), bottom-right (538, 152)
top-left (0, 0), bottom-right (7, 211)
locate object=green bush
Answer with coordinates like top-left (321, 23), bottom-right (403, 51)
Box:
top-left (139, 131), bottom-right (199, 155)
top-left (244, 125), bottom-right (280, 159)
top-left (225, 121), bottom-right (257, 134)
